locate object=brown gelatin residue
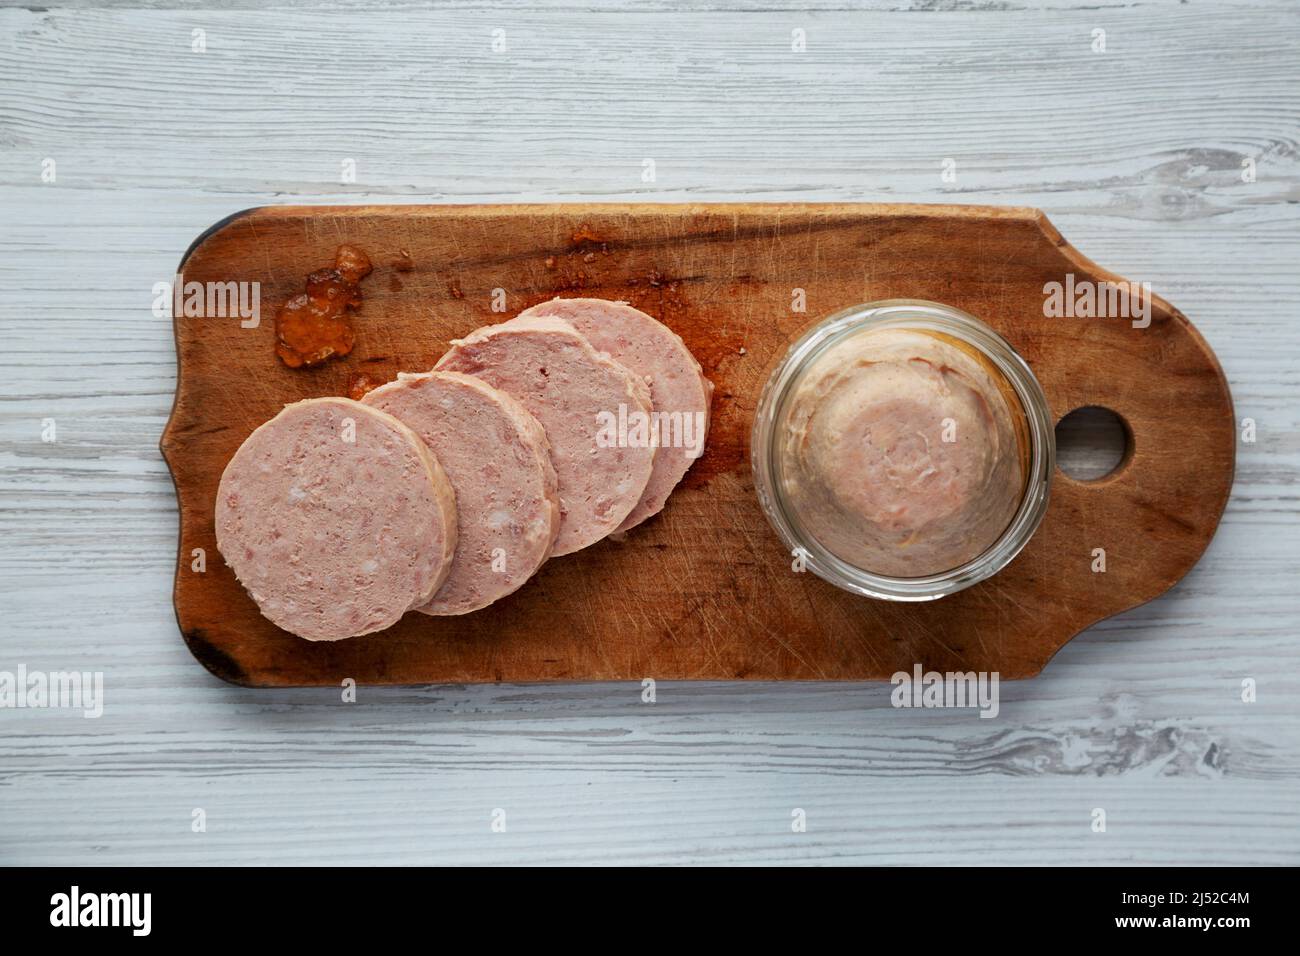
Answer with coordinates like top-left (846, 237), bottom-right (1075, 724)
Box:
top-left (346, 372), bottom-right (380, 401)
top-left (274, 244), bottom-right (373, 368)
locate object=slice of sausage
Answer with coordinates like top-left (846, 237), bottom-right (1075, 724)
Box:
top-left (215, 397), bottom-right (457, 641)
top-left (517, 298), bottom-right (713, 531)
top-left (362, 372), bottom-right (560, 615)
top-left (434, 315), bottom-right (655, 556)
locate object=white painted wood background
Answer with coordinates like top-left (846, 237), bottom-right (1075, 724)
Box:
top-left (1, 0), bottom-right (1297, 866)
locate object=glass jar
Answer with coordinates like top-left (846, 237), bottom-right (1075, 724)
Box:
top-left (751, 299), bottom-right (1054, 601)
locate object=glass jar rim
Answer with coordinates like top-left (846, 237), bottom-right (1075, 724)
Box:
top-left (751, 299), bottom-right (1055, 601)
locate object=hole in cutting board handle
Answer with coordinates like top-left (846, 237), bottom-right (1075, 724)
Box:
top-left (1055, 406), bottom-right (1132, 481)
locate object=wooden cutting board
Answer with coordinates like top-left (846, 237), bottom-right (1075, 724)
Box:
top-left (162, 203), bottom-right (1235, 685)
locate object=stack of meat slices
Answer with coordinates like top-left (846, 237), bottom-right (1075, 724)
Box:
top-left (215, 298), bottom-right (713, 642)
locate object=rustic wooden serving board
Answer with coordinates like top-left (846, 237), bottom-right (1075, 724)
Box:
top-left (163, 203), bottom-right (1235, 685)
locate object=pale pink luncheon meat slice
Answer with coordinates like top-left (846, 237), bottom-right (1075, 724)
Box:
top-left (517, 297), bottom-right (713, 531)
top-left (434, 316), bottom-right (654, 556)
top-left (363, 371), bottom-right (560, 615)
top-left (215, 397), bottom-right (457, 641)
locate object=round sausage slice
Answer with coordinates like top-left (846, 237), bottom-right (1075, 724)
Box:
top-left (215, 397), bottom-right (457, 642)
top-left (434, 315), bottom-right (655, 556)
top-left (517, 298), bottom-right (713, 531)
top-left (362, 372), bottom-right (560, 615)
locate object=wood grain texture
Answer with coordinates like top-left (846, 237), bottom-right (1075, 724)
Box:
top-left (164, 202), bottom-right (1234, 684)
top-left (1, 0), bottom-right (1297, 865)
